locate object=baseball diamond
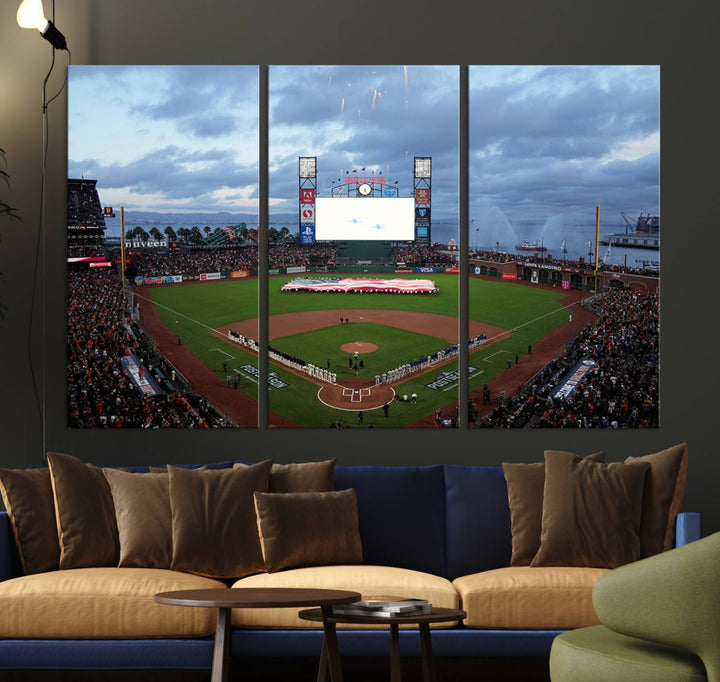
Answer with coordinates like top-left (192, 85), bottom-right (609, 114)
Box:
top-left (138, 272), bottom-right (585, 427)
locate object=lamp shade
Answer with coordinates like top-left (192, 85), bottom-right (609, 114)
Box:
top-left (17, 0), bottom-right (49, 32)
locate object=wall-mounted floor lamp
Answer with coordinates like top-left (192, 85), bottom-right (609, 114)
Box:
top-left (17, 0), bottom-right (70, 463)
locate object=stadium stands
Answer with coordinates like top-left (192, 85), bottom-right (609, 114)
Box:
top-left (476, 288), bottom-right (659, 428)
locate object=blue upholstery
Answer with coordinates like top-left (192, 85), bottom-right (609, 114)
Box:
top-left (444, 466), bottom-right (512, 580)
top-left (335, 465), bottom-right (447, 576)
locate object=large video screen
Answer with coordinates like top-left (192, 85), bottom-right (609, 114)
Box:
top-left (315, 197), bottom-right (415, 241)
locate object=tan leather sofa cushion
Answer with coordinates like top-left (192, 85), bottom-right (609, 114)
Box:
top-left (0, 568), bottom-right (227, 638)
top-left (453, 567), bottom-right (609, 629)
top-left (231, 565), bottom-right (458, 629)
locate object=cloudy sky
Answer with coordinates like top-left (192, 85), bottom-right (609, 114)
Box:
top-left (68, 64), bottom-right (658, 249)
top-left (469, 65), bottom-right (659, 248)
top-left (268, 65), bottom-right (459, 221)
top-left (68, 65), bottom-right (259, 213)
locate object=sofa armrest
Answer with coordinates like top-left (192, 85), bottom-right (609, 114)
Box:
top-left (0, 512), bottom-right (23, 582)
top-left (675, 512), bottom-right (701, 547)
top-left (592, 532), bottom-right (720, 682)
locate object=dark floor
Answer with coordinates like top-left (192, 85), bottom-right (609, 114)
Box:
top-left (2, 657), bottom-right (551, 682)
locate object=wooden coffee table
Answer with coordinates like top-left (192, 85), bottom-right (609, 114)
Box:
top-left (155, 587), bottom-right (360, 682)
top-left (299, 606), bottom-right (467, 682)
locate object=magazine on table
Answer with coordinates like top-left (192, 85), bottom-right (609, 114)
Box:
top-left (331, 596), bottom-right (432, 618)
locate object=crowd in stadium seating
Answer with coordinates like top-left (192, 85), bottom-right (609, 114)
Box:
top-left (66, 267), bottom-right (231, 428)
top-left (476, 287), bottom-right (659, 428)
top-left (469, 248), bottom-right (659, 278)
top-left (67, 244), bottom-right (107, 258)
top-left (67, 180), bottom-right (104, 228)
top-left (392, 244), bottom-right (455, 267)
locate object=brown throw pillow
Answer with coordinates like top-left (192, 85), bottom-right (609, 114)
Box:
top-left (625, 443), bottom-right (688, 557)
top-left (0, 468), bottom-right (60, 574)
top-left (502, 451), bottom-right (605, 566)
top-left (168, 459), bottom-right (273, 579)
top-left (47, 452), bottom-right (120, 569)
top-left (103, 469), bottom-right (173, 569)
top-left (254, 489), bottom-right (362, 573)
top-left (531, 451), bottom-right (650, 569)
top-left (234, 459), bottom-right (336, 493)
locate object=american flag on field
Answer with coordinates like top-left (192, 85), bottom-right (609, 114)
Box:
top-left (282, 277), bottom-right (439, 294)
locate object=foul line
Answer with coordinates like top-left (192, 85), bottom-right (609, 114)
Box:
top-left (134, 291), bottom-right (226, 337)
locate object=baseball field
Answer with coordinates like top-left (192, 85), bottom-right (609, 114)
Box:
top-left (141, 273), bottom-right (576, 427)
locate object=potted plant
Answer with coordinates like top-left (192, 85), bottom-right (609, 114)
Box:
top-left (0, 146), bottom-right (23, 325)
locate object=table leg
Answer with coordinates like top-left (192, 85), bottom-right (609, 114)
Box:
top-left (316, 635), bottom-right (330, 682)
top-left (389, 623), bottom-right (402, 682)
top-left (419, 623), bottom-right (437, 682)
top-left (320, 606), bottom-right (344, 682)
top-left (211, 607), bottom-right (231, 682)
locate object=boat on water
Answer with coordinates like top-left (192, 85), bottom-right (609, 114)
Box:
top-left (516, 239), bottom-right (547, 252)
top-left (600, 213), bottom-right (660, 250)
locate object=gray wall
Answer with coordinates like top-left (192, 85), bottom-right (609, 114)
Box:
top-left (1, 1), bottom-right (718, 533)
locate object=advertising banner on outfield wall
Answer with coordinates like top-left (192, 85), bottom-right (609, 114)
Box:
top-left (200, 272), bottom-right (222, 281)
top-left (415, 266), bottom-right (438, 273)
top-left (445, 267), bottom-right (460, 273)
top-left (502, 272), bottom-right (517, 280)
top-left (286, 266), bottom-right (308, 274)
top-left (269, 268), bottom-right (284, 275)
top-left (133, 275), bottom-right (183, 285)
top-left (230, 270), bottom-right (250, 279)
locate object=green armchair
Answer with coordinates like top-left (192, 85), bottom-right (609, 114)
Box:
top-left (550, 532), bottom-right (720, 682)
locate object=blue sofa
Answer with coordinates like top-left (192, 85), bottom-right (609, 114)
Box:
top-left (0, 464), bottom-right (702, 672)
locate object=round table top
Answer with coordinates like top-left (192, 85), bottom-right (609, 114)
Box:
top-left (298, 606), bottom-right (467, 625)
top-left (155, 587), bottom-right (361, 609)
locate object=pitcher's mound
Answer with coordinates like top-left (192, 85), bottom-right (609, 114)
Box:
top-left (340, 341), bottom-right (379, 354)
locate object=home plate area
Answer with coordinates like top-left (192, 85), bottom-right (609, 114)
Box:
top-left (318, 379), bottom-right (395, 412)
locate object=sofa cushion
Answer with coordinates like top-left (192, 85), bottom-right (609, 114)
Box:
top-left (47, 452), bottom-right (121, 569)
top-left (168, 460), bottom-right (272, 579)
top-left (254, 489), bottom-right (362, 572)
top-left (532, 452), bottom-right (649, 569)
top-left (453, 567), bottom-right (608, 629)
top-left (0, 568), bottom-right (227, 638)
top-left (0, 467), bottom-right (59, 574)
top-left (625, 443), bottom-right (688, 557)
top-left (269, 460), bottom-right (336, 492)
top-left (231, 565), bottom-right (458, 629)
top-left (335, 465), bottom-right (446, 576)
top-left (502, 452), bottom-right (605, 567)
top-left (444, 466), bottom-right (512, 580)
top-left (103, 469), bottom-right (173, 569)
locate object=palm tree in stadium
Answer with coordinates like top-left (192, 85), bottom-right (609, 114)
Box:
top-left (165, 226), bottom-right (176, 241)
top-left (149, 227), bottom-right (163, 242)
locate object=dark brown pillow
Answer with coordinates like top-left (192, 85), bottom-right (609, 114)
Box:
top-left (254, 489), bottom-right (362, 573)
top-left (103, 469), bottom-right (172, 569)
top-left (531, 451), bottom-right (650, 569)
top-left (234, 459), bottom-right (336, 493)
top-left (0, 468), bottom-right (59, 574)
top-left (47, 452), bottom-right (120, 569)
top-left (168, 459), bottom-right (273, 579)
top-left (625, 443), bottom-right (688, 557)
top-left (502, 451), bottom-right (605, 566)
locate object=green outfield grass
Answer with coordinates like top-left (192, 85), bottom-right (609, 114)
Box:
top-left (147, 274), bottom-right (572, 427)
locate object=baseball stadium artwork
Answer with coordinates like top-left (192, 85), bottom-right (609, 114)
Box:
top-left (266, 65), bottom-right (462, 428)
top-left (67, 65), bottom-right (260, 428)
top-left (65, 64), bottom-right (660, 430)
top-left (467, 66), bottom-right (660, 428)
